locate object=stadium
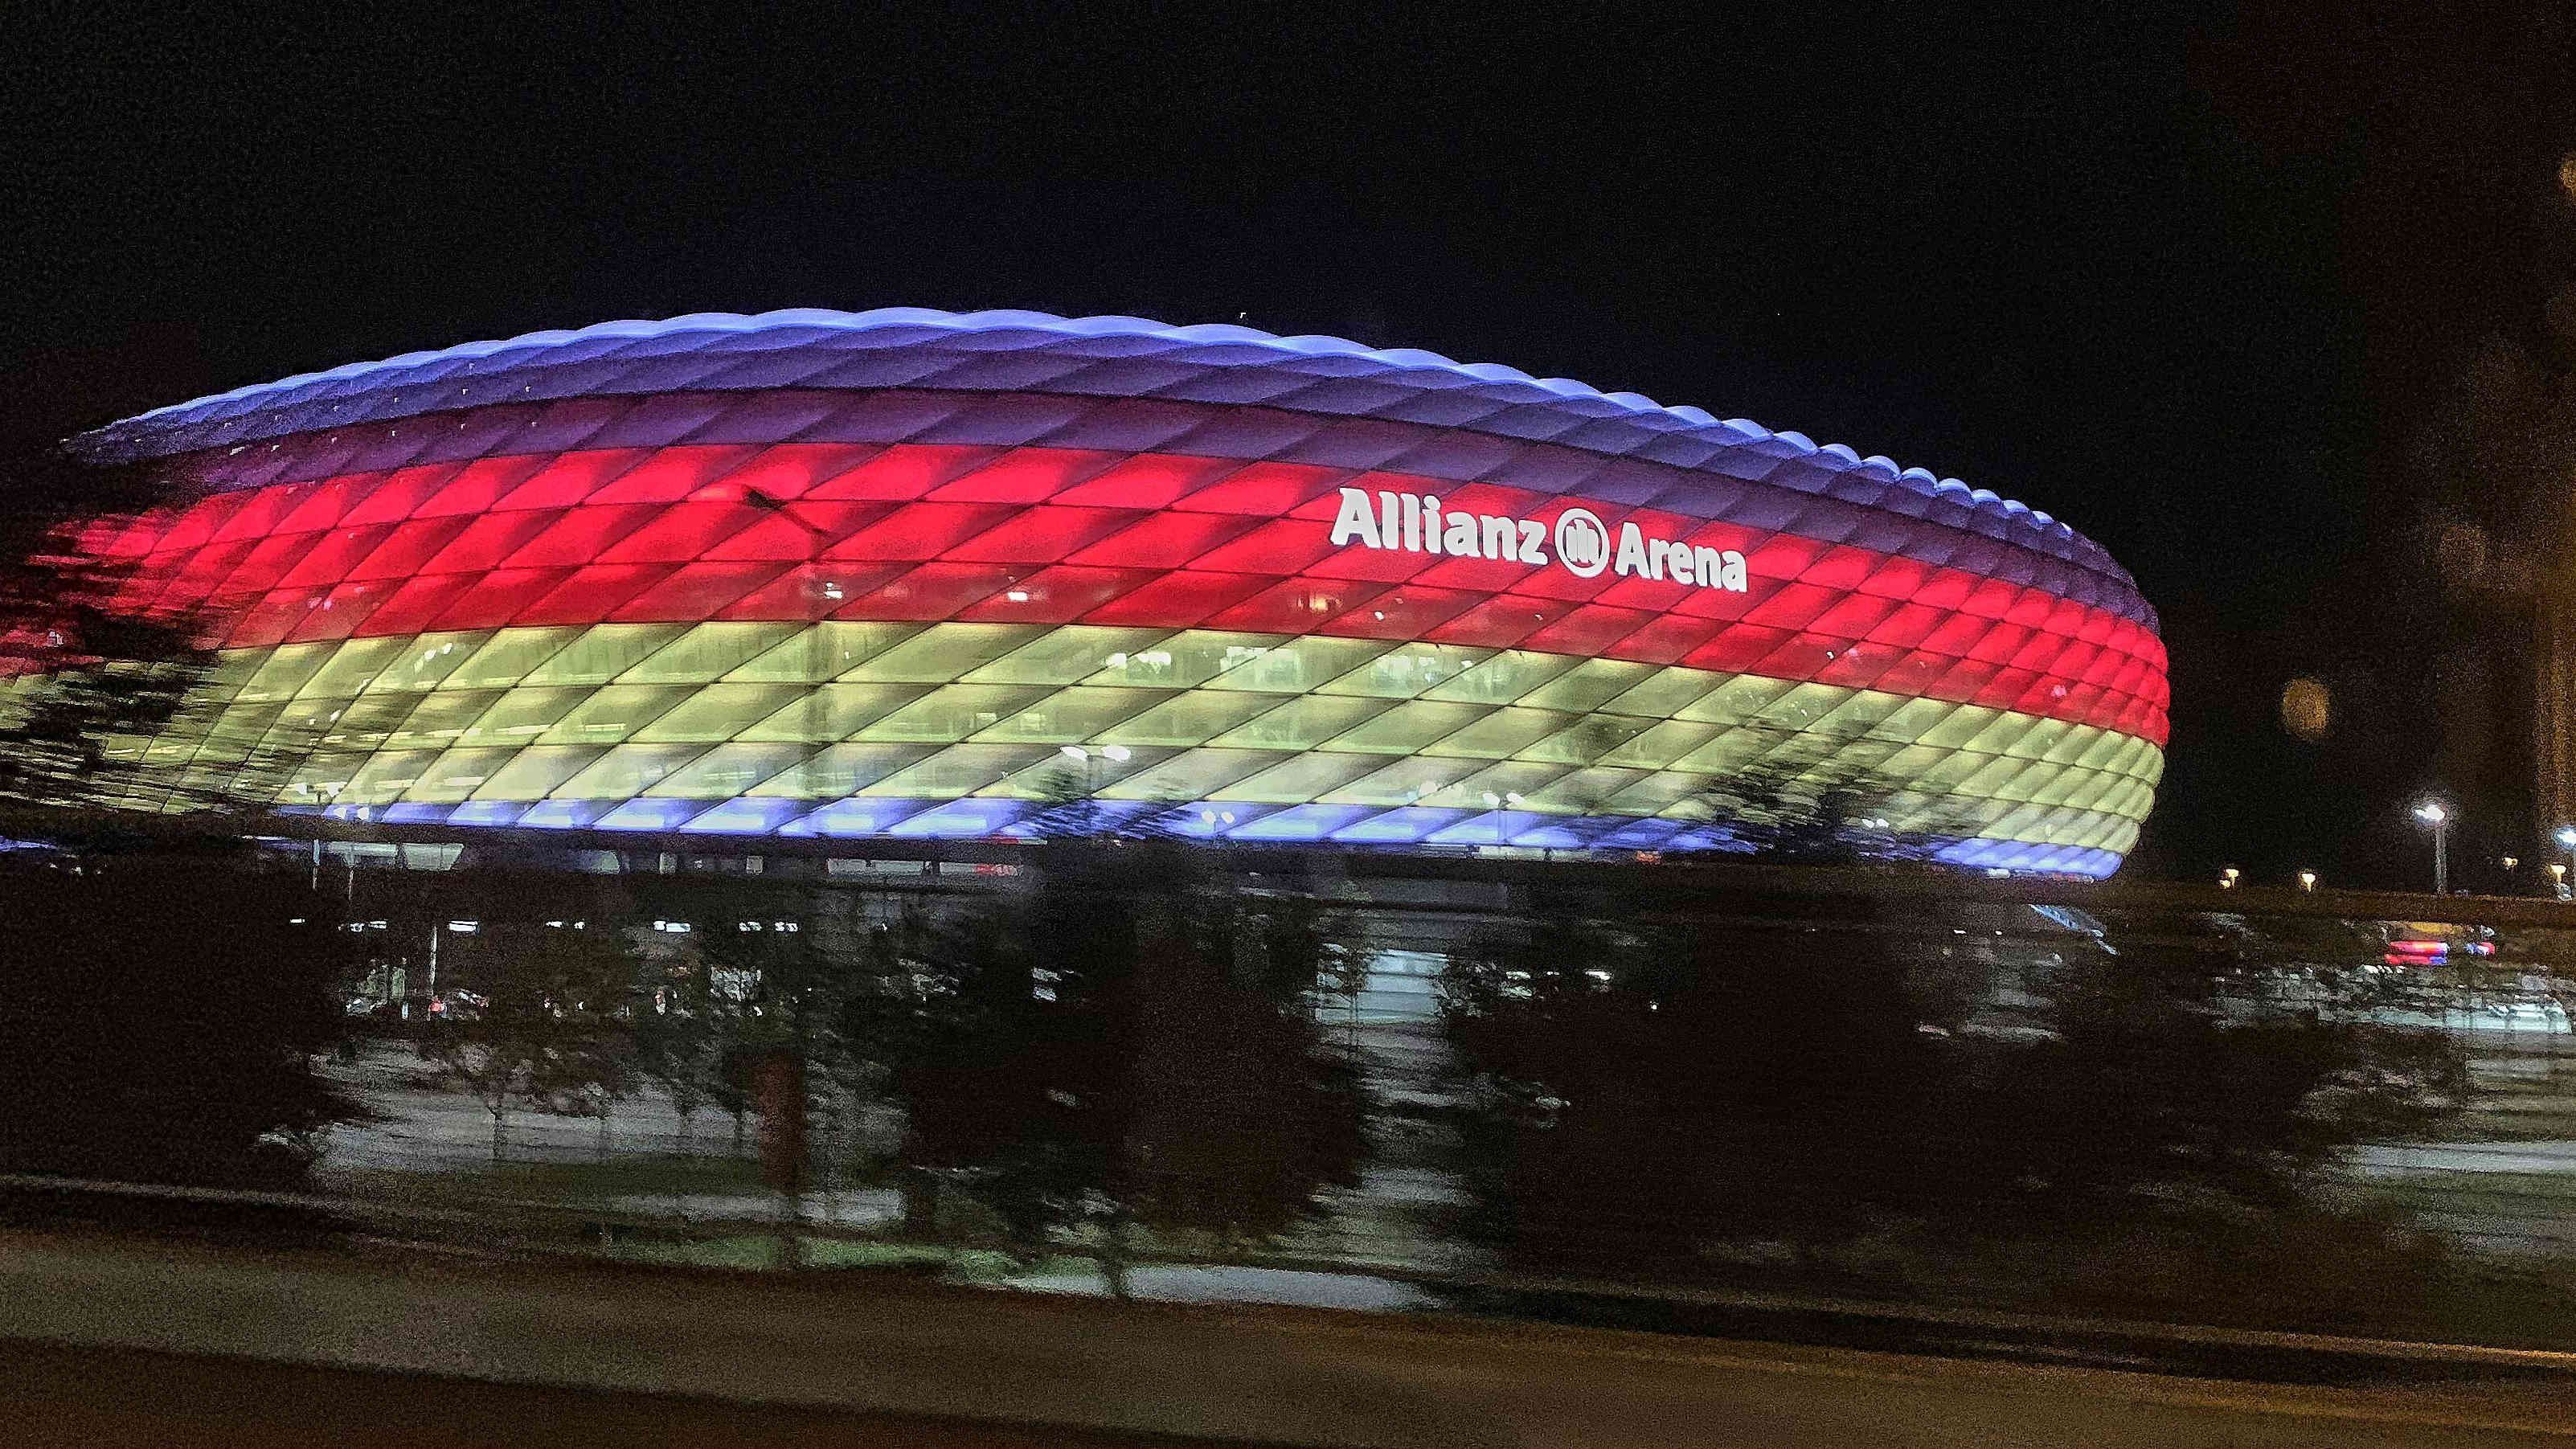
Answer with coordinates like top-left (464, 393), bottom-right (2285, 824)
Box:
top-left (63, 309), bottom-right (2165, 876)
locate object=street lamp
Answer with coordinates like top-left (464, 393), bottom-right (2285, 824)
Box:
top-left (2552, 862), bottom-right (2568, 900)
top-left (2220, 866), bottom-right (2240, 890)
top-left (2298, 870), bottom-right (2318, 893)
top-left (2555, 826), bottom-right (2576, 897)
top-left (2414, 800), bottom-right (2451, 895)
top-left (741, 487), bottom-right (837, 758)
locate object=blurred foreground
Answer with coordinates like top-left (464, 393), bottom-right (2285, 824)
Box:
top-left (6, 1223), bottom-right (2576, 1447)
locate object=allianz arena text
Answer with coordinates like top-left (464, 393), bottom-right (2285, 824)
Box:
top-left (63, 310), bottom-right (2165, 876)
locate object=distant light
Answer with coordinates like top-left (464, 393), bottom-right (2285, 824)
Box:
top-left (2414, 800), bottom-right (2448, 825)
top-left (1101, 745), bottom-right (1130, 762)
top-left (2280, 677), bottom-right (2330, 740)
top-left (1059, 746), bottom-right (1088, 761)
top-left (2557, 825), bottom-right (2576, 850)
top-left (1005, 590), bottom-right (1030, 603)
top-left (2298, 870), bottom-right (2319, 892)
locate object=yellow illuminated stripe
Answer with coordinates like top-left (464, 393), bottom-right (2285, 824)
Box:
top-left (102, 622), bottom-right (2162, 849)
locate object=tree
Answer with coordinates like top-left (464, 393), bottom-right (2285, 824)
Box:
top-left (1019, 763), bottom-right (1112, 839)
top-left (1440, 910), bottom-right (1964, 1274)
top-left (1975, 924), bottom-right (2469, 1216)
top-left (1017, 765), bottom-right (1198, 841)
top-left (632, 967), bottom-right (723, 1151)
top-left (1116, 882), bottom-right (1370, 1251)
top-left (1681, 724), bottom-right (1977, 866)
top-left (690, 885), bottom-right (858, 1178)
top-left (857, 845), bottom-right (1370, 1290)
top-left (1435, 894), bottom-right (2472, 1291)
top-left (850, 878), bottom-right (1098, 1250)
top-left (0, 448), bottom-right (206, 810)
top-left (0, 444), bottom-right (313, 821)
top-left (0, 853), bottom-right (362, 1188)
top-left (417, 920), bottom-right (641, 1161)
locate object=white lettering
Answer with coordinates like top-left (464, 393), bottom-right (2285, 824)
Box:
top-left (1330, 487), bottom-right (1381, 548)
top-left (1329, 487), bottom-right (1746, 594)
top-left (1616, 522), bottom-right (1651, 579)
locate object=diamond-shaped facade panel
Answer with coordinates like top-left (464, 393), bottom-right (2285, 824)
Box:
top-left (55, 310), bottom-right (2166, 875)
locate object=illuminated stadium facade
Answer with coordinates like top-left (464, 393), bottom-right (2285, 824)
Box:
top-left (68, 310), bottom-right (2166, 876)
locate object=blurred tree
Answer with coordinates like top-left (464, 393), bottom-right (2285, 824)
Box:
top-left (1020, 763), bottom-right (1112, 839)
top-left (1978, 924), bottom-right (2469, 1215)
top-left (1681, 725), bottom-right (1976, 866)
top-left (1441, 911), bottom-right (1962, 1275)
top-left (1438, 897), bottom-right (2471, 1287)
top-left (631, 959), bottom-right (724, 1152)
top-left (417, 919), bottom-right (641, 1161)
top-left (0, 855), bottom-right (361, 1188)
top-left (0, 445), bottom-right (309, 820)
top-left (0, 447), bottom-right (207, 812)
top-left (1017, 765), bottom-right (1198, 841)
top-left (691, 884), bottom-right (857, 1182)
top-left (1114, 875), bottom-right (1370, 1263)
top-left (851, 888), bottom-right (1091, 1249)
top-left (856, 845), bottom-right (1369, 1290)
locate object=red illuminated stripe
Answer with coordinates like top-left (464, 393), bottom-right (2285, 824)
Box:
top-left (104, 444), bottom-right (2171, 744)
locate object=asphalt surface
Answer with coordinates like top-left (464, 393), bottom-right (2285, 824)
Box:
top-left (1, 1337), bottom-right (1235, 1448)
top-left (6, 1226), bottom-right (2576, 1447)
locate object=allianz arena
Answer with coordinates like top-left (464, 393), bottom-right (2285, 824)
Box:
top-left (67, 310), bottom-right (2165, 876)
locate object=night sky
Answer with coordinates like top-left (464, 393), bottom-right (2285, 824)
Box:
top-left (6, 6), bottom-right (2570, 885)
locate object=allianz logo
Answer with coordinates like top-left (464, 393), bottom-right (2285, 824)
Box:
top-left (1327, 486), bottom-right (1747, 591)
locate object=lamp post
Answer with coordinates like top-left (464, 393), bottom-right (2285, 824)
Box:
top-left (2556, 826), bottom-right (2576, 898)
top-left (742, 486), bottom-right (837, 777)
top-left (2298, 870), bottom-right (2318, 893)
top-left (2414, 800), bottom-right (2451, 896)
top-left (2220, 866), bottom-right (2240, 890)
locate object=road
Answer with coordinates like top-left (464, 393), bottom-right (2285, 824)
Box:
top-left (5, 1226), bottom-right (2576, 1447)
top-left (1, 1337), bottom-right (1217, 1448)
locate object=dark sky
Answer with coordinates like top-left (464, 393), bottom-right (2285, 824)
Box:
top-left (6, 4), bottom-right (2571, 884)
